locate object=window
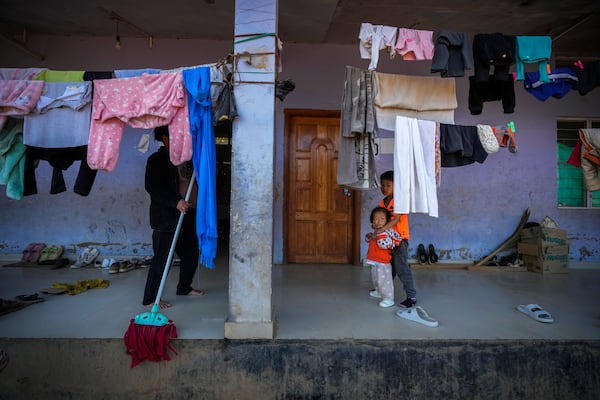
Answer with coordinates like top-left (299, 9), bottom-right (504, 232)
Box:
top-left (557, 118), bottom-right (600, 208)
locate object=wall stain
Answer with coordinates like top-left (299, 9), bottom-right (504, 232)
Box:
top-left (578, 246), bottom-right (592, 261)
top-left (105, 220), bottom-right (127, 243)
top-left (234, 252), bottom-right (245, 263)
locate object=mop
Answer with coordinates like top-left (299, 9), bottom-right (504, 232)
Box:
top-left (124, 172), bottom-right (196, 368)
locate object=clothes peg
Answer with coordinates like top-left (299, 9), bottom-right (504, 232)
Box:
top-left (573, 60), bottom-right (584, 70)
top-left (507, 121), bottom-right (515, 133)
top-left (506, 121), bottom-right (517, 153)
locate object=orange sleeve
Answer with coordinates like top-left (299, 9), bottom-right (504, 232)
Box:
top-left (380, 198), bottom-right (410, 240)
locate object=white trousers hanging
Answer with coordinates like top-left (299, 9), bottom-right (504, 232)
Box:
top-left (393, 115), bottom-right (438, 217)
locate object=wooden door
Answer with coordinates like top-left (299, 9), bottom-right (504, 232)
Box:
top-left (285, 110), bottom-right (359, 264)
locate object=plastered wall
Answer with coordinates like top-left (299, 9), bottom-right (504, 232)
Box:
top-left (0, 35), bottom-right (599, 263)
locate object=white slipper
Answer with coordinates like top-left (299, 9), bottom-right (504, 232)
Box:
top-left (517, 304), bottom-right (554, 323)
top-left (396, 306), bottom-right (439, 328)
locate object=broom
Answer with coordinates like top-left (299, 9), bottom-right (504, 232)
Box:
top-left (124, 172), bottom-right (196, 368)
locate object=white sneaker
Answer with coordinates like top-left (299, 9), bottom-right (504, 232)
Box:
top-left (379, 299), bottom-right (395, 308)
top-left (369, 290), bottom-right (382, 298)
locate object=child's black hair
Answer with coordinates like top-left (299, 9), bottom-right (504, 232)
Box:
top-left (380, 170), bottom-right (393, 182)
top-left (370, 206), bottom-right (391, 223)
top-left (154, 125), bottom-right (169, 142)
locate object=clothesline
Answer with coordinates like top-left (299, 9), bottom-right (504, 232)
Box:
top-left (0, 66), bottom-right (221, 268)
top-left (337, 65), bottom-right (517, 216)
top-left (358, 23), bottom-right (599, 100)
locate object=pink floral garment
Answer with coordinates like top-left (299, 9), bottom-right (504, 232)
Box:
top-left (0, 80), bottom-right (44, 130)
top-left (87, 72), bottom-right (192, 171)
top-left (395, 28), bottom-right (435, 61)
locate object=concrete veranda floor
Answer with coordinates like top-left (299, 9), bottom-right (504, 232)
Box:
top-left (1, 252), bottom-right (599, 341)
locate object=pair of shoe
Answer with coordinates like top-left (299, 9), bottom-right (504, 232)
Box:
top-left (22, 243), bottom-right (46, 263)
top-left (370, 290), bottom-right (395, 308)
top-left (71, 247), bottom-right (99, 269)
top-left (416, 244), bottom-right (438, 264)
top-left (108, 259), bottom-right (137, 274)
top-left (38, 244), bottom-right (65, 265)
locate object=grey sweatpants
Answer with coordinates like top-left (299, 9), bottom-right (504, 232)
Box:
top-left (391, 240), bottom-right (416, 299)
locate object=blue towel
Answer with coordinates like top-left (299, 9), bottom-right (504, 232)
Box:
top-left (182, 67), bottom-right (218, 268)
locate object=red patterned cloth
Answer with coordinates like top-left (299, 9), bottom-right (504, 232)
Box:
top-left (567, 140), bottom-right (582, 168)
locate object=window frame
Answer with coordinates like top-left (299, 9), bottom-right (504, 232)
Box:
top-left (556, 117), bottom-right (600, 209)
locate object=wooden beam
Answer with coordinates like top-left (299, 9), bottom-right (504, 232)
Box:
top-left (0, 33), bottom-right (45, 61)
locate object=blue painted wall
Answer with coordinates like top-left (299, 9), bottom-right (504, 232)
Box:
top-left (0, 36), bottom-right (599, 263)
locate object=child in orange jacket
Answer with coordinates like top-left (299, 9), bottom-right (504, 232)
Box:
top-left (365, 206), bottom-right (401, 308)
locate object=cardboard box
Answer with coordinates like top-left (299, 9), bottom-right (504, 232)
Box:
top-left (520, 244), bottom-right (569, 274)
top-left (517, 242), bottom-right (540, 257)
top-left (519, 226), bottom-right (567, 246)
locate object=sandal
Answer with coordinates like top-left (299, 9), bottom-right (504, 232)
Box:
top-left (22, 243), bottom-right (35, 262)
top-left (517, 304), bottom-right (554, 323)
top-left (396, 306), bottom-right (439, 328)
top-left (39, 245), bottom-right (64, 265)
top-left (26, 243), bottom-right (46, 263)
top-left (15, 293), bottom-right (45, 303)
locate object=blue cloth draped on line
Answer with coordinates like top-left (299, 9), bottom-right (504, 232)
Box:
top-left (182, 67), bottom-right (218, 268)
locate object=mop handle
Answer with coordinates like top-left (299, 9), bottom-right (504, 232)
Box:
top-left (153, 170), bottom-right (196, 307)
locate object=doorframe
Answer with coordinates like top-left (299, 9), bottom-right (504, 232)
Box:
top-left (283, 108), bottom-right (361, 265)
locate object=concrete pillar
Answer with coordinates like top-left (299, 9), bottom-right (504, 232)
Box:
top-left (224, 0), bottom-right (277, 339)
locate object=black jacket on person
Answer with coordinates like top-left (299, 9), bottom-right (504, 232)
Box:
top-left (145, 145), bottom-right (182, 232)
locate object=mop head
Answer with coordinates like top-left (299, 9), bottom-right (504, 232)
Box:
top-left (124, 319), bottom-right (178, 368)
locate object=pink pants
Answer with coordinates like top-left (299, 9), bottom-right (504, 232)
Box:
top-left (369, 261), bottom-right (394, 301)
top-left (87, 72), bottom-right (192, 171)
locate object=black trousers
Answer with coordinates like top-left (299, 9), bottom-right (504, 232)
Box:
top-left (23, 145), bottom-right (97, 196)
top-left (142, 209), bottom-right (199, 305)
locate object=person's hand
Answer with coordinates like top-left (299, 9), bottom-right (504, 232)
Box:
top-left (176, 199), bottom-right (190, 214)
top-left (365, 232), bottom-right (373, 242)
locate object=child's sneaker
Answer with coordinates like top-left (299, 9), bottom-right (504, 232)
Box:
top-left (369, 289), bottom-right (382, 298)
top-left (379, 299), bottom-right (395, 308)
top-left (398, 297), bottom-right (417, 308)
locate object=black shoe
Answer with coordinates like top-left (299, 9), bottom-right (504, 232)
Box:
top-left (398, 297), bottom-right (417, 308)
top-left (417, 243), bottom-right (429, 264)
top-left (428, 244), bottom-right (438, 264)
